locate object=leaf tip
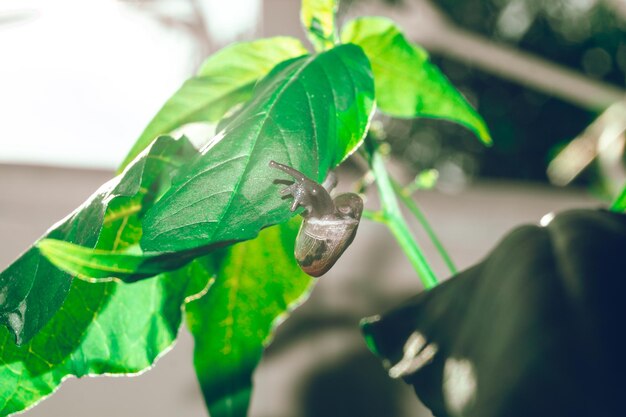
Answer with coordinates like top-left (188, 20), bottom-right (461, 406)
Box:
top-left (36, 238), bottom-right (58, 255)
top-left (480, 129), bottom-right (494, 147)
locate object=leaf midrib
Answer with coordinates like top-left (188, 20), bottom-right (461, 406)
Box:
top-left (199, 54), bottom-right (319, 242)
top-left (42, 243), bottom-right (141, 275)
top-left (211, 55), bottom-right (319, 239)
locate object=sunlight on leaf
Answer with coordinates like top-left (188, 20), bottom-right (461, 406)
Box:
top-left (187, 219), bottom-right (313, 417)
top-left (0, 257), bottom-right (214, 417)
top-left (0, 137), bottom-right (210, 416)
top-left (0, 136), bottom-right (195, 345)
top-left (118, 37), bottom-right (308, 172)
top-left (301, 0), bottom-right (338, 51)
top-left (37, 239), bottom-right (193, 283)
top-left (141, 44), bottom-right (374, 253)
top-left (342, 17), bottom-right (492, 145)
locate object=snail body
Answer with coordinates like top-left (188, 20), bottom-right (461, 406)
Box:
top-left (269, 161), bottom-right (363, 277)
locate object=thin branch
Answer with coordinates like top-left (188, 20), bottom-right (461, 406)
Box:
top-left (392, 179), bottom-right (457, 275)
top-left (369, 147), bottom-right (439, 288)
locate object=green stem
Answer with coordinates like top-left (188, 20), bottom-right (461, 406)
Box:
top-left (362, 209), bottom-right (386, 223)
top-left (370, 150), bottom-right (438, 289)
top-left (610, 183), bottom-right (626, 212)
top-left (392, 180), bottom-right (458, 275)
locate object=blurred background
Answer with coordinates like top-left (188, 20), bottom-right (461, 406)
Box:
top-left (0, 0), bottom-right (624, 416)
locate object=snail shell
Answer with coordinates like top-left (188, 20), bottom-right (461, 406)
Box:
top-left (296, 215), bottom-right (360, 277)
top-left (269, 161), bottom-right (363, 277)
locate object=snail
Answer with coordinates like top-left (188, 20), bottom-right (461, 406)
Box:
top-left (269, 160), bottom-right (363, 277)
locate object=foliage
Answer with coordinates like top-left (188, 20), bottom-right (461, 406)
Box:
top-left (118, 37), bottom-right (309, 172)
top-left (363, 209), bottom-right (626, 417)
top-left (341, 17), bottom-right (491, 144)
top-left (187, 219), bottom-right (313, 417)
top-left (410, 0), bottom-right (625, 184)
top-left (0, 137), bottom-right (211, 415)
top-left (0, 0), bottom-right (489, 416)
top-left (140, 43), bottom-right (374, 253)
top-left (0, 136), bottom-right (197, 346)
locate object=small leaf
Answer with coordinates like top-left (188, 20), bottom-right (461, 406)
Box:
top-left (404, 169), bottom-right (439, 194)
top-left (0, 136), bottom-right (196, 345)
top-left (342, 17), bottom-right (491, 145)
top-left (141, 44), bottom-right (375, 253)
top-left (301, 0), bottom-right (338, 51)
top-left (118, 37), bottom-right (308, 172)
top-left (363, 209), bottom-right (626, 417)
top-left (187, 219), bottom-right (313, 417)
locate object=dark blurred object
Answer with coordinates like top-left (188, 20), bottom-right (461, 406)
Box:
top-left (434, 0), bottom-right (626, 183)
top-left (363, 209), bottom-right (626, 417)
top-left (300, 350), bottom-right (407, 417)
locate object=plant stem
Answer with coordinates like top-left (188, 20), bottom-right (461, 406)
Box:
top-left (610, 183), bottom-right (626, 212)
top-left (370, 150), bottom-right (439, 289)
top-left (391, 180), bottom-right (458, 275)
top-left (362, 209), bottom-right (386, 223)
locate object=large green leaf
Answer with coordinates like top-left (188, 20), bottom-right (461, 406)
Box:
top-left (35, 218), bottom-right (315, 417)
top-left (0, 136), bottom-right (196, 345)
top-left (187, 218), bottom-right (314, 417)
top-left (118, 37), bottom-right (308, 172)
top-left (342, 17), bottom-right (491, 145)
top-left (0, 136), bottom-right (213, 416)
top-left (141, 44), bottom-right (375, 253)
top-left (301, 0), bottom-right (338, 51)
top-left (0, 256), bottom-right (214, 417)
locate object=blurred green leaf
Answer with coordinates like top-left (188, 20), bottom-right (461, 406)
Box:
top-left (187, 219), bottom-right (313, 417)
top-left (301, 0), bottom-right (338, 51)
top-left (363, 209), bottom-right (626, 417)
top-left (610, 184), bottom-right (626, 212)
top-left (342, 17), bottom-right (492, 145)
top-left (118, 37), bottom-right (308, 172)
top-left (141, 44), bottom-right (374, 253)
top-left (406, 169), bottom-right (440, 193)
top-left (0, 136), bottom-right (195, 345)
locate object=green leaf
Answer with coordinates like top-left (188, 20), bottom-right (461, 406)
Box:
top-left (187, 219), bottom-right (313, 417)
top-left (141, 44), bottom-right (375, 253)
top-left (0, 136), bottom-right (196, 345)
top-left (118, 37), bottom-right (308, 172)
top-left (0, 256), bottom-right (214, 417)
top-left (301, 0), bottom-right (338, 51)
top-left (0, 136), bottom-right (212, 416)
top-left (37, 239), bottom-right (192, 283)
top-left (36, 195), bottom-right (315, 417)
top-left (342, 17), bottom-right (492, 145)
